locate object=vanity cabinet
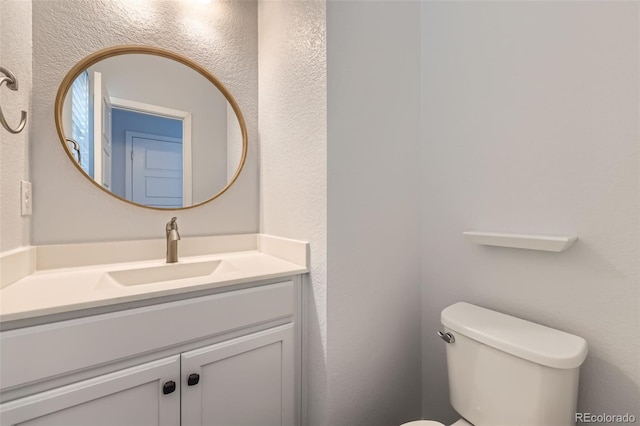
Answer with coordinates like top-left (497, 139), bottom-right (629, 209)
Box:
top-left (0, 279), bottom-right (302, 426)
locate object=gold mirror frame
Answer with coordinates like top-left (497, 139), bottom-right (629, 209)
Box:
top-left (54, 45), bottom-right (248, 211)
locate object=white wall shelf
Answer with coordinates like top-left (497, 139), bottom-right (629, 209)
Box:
top-left (463, 231), bottom-right (577, 252)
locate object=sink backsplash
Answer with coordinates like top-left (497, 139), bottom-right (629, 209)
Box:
top-left (0, 234), bottom-right (308, 289)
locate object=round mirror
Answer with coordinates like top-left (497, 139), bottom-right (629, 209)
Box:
top-left (55, 46), bottom-right (247, 210)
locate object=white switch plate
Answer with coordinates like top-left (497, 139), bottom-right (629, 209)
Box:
top-left (20, 180), bottom-right (32, 216)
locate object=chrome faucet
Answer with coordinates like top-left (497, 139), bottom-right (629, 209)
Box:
top-left (166, 217), bottom-right (181, 263)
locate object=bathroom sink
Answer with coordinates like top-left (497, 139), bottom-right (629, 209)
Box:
top-left (103, 260), bottom-right (236, 287)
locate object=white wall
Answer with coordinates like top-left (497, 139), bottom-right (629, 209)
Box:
top-left (326, 1), bottom-right (422, 425)
top-left (421, 2), bottom-right (639, 422)
top-left (0, 0), bottom-right (32, 252)
top-left (260, 4), bottom-right (422, 426)
top-left (88, 54), bottom-right (229, 203)
top-left (258, 0), bottom-right (327, 424)
top-left (31, 0), bottom-right (258, 244)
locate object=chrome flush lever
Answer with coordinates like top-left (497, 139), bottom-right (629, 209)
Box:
top-left (437, 331), bottom-right (455, 344)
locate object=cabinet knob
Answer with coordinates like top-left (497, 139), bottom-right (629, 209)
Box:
top-left (187, 373), bottom-right (200, 386)
top-left (162, 381), bottom-right (176, 395)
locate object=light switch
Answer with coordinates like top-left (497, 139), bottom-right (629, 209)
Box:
top-left (20, 180), bottom-right (32, 216)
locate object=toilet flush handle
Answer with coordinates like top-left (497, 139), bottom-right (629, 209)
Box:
top-left (437, 331), bottom-right (455, 344)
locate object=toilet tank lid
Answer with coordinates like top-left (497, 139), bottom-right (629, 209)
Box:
top-left (441, 302), bottom-right (588, 369)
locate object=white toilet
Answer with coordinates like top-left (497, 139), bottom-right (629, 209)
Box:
top-left (403, 302), bottom-right (588, 426)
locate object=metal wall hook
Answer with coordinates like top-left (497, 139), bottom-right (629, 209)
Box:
top-left (0, 66), bottom-right (27, 134)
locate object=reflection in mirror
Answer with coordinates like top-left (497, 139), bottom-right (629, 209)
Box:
top-left (57, 47), bottom-right (246, 210)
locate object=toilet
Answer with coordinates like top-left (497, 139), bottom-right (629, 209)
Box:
top-left (403, 302), bottom-right (588, 426)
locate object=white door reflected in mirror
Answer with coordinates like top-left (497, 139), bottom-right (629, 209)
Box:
top-left (127, 131), bottom-right (185, 208)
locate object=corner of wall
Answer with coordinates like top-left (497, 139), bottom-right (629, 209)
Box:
top-left (257, 1), bottom-right (328, 424)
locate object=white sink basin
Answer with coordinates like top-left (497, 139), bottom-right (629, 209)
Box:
top-left (102, 260), bottom-right (236, 287)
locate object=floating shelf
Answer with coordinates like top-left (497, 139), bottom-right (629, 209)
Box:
top-left (463, 231), bottom-right (577, 252)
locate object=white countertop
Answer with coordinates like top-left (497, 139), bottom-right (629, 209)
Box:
top-left (0, 234), bottom-right (308, 324)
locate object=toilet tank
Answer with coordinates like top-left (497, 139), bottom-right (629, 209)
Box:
top-left (441, 303), bottom-right (588, 426)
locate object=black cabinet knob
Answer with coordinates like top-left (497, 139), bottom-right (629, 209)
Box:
top-left (162, 381), bottom-right (176, 395)
top-left (187, 373), bottom-right (200, 386)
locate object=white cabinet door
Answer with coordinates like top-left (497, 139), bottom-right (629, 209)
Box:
top-left (181, 325), bottom-right (295, 426)
top-left (0, 356), bottom-right (180, 426)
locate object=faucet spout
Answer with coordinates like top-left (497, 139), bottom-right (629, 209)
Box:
top-left (166, 217), bottom-right (181, 263)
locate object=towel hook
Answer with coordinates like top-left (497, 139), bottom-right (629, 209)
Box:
top-left (0, 66), bottom-right (27, 134)
top-left (65, 137), bottom-right (82, 164)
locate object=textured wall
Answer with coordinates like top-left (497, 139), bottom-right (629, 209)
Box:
top-left (421, 2), bottom-right (639, 422)
top-left (31, 0), bottom-right (258, 244)
top-left (326, 2), bottom-right (422, 425)
top-left (0, 0), bottom-right (32, 252)
top-left (258, 0), bottom-right (327, 424)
